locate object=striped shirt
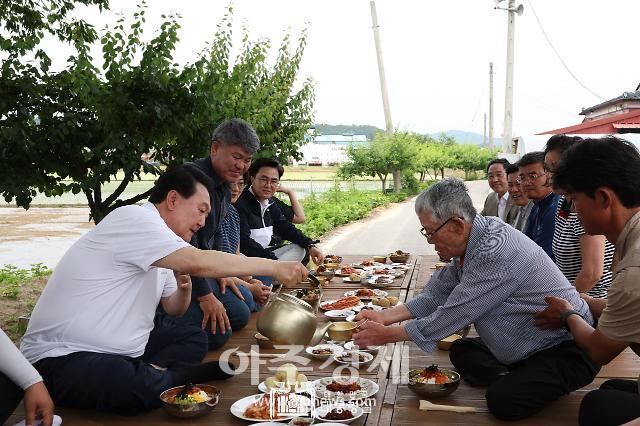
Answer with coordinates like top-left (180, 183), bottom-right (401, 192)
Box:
top-left (404, 214), bottom-right (593, 365)
top-left (552, 195), bottom-right (614, 299)
top-left (219, 205), bottom-right (240, 254)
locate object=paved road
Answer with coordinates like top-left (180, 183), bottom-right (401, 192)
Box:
top-left (320, 180), bottom-right (490, 256)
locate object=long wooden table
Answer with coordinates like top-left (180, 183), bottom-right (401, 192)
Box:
top-left (7, 255), bottom-right (639, 425)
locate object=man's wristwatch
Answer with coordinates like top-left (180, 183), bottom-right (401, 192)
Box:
top-left (561, 310), bottom-right (583, 329)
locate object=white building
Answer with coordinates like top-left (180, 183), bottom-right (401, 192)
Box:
top-left (295, 134), bottom-right (369, 166)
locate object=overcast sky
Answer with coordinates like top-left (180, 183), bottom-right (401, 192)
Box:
top-left (71, 0), bottom-right (640, 140)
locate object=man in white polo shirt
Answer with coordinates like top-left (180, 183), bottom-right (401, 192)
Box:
top-left (20, 164), bottom-right (307, 414)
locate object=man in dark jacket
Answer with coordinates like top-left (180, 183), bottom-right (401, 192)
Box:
top-left (236, 158), bottom-right (324, 265)
top-left (162, 118), bottom-right (261, 350)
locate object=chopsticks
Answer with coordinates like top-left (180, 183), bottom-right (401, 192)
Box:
top-left (419, 400), bottom-right (488, 413)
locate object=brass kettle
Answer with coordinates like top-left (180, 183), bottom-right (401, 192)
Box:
top-left (257, 292), bottom-right (332, 346)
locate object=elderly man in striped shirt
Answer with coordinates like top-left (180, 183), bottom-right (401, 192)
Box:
top-left (354, 178), bottom-right (599, 421)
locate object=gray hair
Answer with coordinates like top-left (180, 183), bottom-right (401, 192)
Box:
top-left (212, 118), bottom-right (260, 155)
top-left (414, 178), bottom-right (477, 222)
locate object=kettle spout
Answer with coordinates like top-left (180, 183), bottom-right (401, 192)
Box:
top-left (308, 321), bottom-right (333, 346)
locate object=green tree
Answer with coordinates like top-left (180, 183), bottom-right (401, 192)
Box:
top-left (449, 144), bottom-right (498, 180)
top-left (416, 141), bottom-right (454, 181)
top-left (338, 131), bottom-right (419, 192)
top-left (0, 2), bottom-right (314, 222)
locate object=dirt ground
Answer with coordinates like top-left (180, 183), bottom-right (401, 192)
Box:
top-left (0, 207), bottom-right (93, 241)
top-left (0, 207), bottom-right (92, 341)
top-left (0, 276), bottom-right (49, 341)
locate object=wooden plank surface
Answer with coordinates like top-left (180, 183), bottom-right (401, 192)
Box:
top-left (8, 254), bottom-right (639, 426)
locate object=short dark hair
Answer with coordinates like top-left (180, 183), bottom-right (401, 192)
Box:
top-left (212, 118), bottom-right (260, 155)
top-left (149, 164), bottom-right (213, 204)
top-left (544, 134), bottom-right (583, 157)
top-left (505, 163), bottom-right (519, 176)
top-left (517, 151), bottom-right (545, 168)
top-left (249, 158), bottom-right (283, 178)
top-left (486, 158), bottom-right (510, 173)
top-left (553, 136), bottom-right (640, 208)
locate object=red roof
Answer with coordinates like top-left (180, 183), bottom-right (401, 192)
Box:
top-left (538, 109), bottom-right (640, 135)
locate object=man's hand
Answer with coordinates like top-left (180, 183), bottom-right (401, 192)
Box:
top-left (24, 381), bottom-right (54, 426)
top-left (248, 279), bottom-right (272, 305)
top-left (174, 271), bottom-right (191, 292)
top-left (197, 293), bottom-right (231, 335)
top-left (272, 261), bottom-right (308, 287)
top-left (534, 296), bottom-right (574, 330)
top-left (309, 246), bottom-right (324, 265)
top-left (580, 292), bottom-right (606, 319)
top-left (277, 186), bottom-right (292, 195)
top-left (353, 321), bottom-right (408, 347)
top-left (219, 277), bottom-right (245, 301)
top-left (354, 309), bottom-right (386, 325)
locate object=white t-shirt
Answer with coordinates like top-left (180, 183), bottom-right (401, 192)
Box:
top-left (21, 203), bottom-right (190, 363)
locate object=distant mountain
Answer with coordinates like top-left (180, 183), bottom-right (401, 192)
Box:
top-left (313, 124), bottom-right (501, 146)
top-left (428, 130), bottom-right (501, 147)
top-left (313, 124), bottom-right (383, 141)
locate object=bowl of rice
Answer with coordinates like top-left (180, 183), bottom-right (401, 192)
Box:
top-left (160, 383), bottom-right (220, 418)
top-left (407, 365), bottom-right (460, 398)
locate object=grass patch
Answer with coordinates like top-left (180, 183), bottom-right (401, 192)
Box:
top-left (0, 265), bottom-right (51, 342)
top-left (0, 264), bottom-right (50, 299)
top-left (297, 182), bottom-right (431, 239)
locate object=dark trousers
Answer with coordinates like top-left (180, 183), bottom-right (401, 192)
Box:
top-left (0, 372), bottom-right (24, 424)
top-left (160, 278), bottom-right (252, 350)
top-left (579, 379), bottom-right (640, 426)
top-left (449, 337), bottom-right (600, 421)
top-left (34, 320), bottom-right (206, 414)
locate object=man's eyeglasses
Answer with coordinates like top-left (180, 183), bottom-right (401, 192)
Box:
top-left (419, 216), bottom-right (458, 239)
top-left (516, 172), bottom-right (546, 184)
top-left (256, 176), bottom-right (280, 187)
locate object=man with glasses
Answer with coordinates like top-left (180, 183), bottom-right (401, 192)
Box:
top-left (506, 163), bottom-right (533, 233)
top-left (354, 178), bottom-right (598, 421)
top-left (481, 158), bottom-right (518, 225)
top-left (518, 151), bottom-right (560, 260)
top-left (535, 137), bottom-right (640, 426)
top-left (236, 158), bottom-right (324, 265)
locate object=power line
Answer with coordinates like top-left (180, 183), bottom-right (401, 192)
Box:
top-left (527, 0), bottom-right (605, 101)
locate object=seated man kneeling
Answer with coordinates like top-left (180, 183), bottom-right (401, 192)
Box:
top-left (236, 158), bottom-right (323, 266)
top-left (20, 165), bottom-right (306, 414)
top-left (354, 178), bottom-right (599, 421)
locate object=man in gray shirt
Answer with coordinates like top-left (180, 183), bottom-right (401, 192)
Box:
top-left (354, 178), bottom-right (599, 421)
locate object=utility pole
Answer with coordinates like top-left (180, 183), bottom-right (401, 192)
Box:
top-left (370, 1), bottom-right (393, 135)
top-left (489, 62), bottom-right (494, 148)
top-left (502, 0), bottom-right (516, 153)
top-left (370, 1), bottom-right (400, 191)
top-left (483, 113), bottom-right (487, 146)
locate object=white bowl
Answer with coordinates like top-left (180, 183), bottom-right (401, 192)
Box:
top-left (313, 403), bottom-right (364, 424)
top-left (333, 350), bottom-right (374, 367)
top-left (305, 344), bottom-right (344, 360)
top-left (324, 309), bottom-right (356, 321)
top-left (344, 340), bottom-right (381, 353)
top-left (351, 304), bottom-right (384, 313)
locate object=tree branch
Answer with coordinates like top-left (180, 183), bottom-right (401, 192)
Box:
top-left (93, 182), bottom-right (102, 205)
top-left (83, 188), bottom-right (94, 210)
top-left (110, 187), bottom-right (154, 210)
top-left (103, 173), bottom-right (134, 206)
